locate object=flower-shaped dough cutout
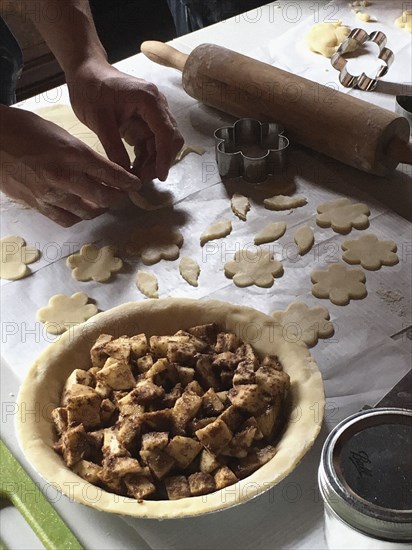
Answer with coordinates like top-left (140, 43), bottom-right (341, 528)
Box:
top-left (271, 302), bottom-right (334, 347)
top-left (0, 235), bottom-right (40, 280)
top-left (67, 244), bottom-right (123, 282)
top-left (37, 292), bottom-right (98, 334)
top-left (224, 248), bottom-right (283, 288)
top-left (126, 226), bottom-right (183, 265)
top-left (311, 263), bottom-right (367, 306)
top-left (316, 198), bottom-right (370, 234)
top-left (342, 234), bottom-right (399, 271)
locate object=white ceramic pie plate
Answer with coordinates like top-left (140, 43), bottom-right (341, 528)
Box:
top-left (16, 298), bottom-right (325, 519)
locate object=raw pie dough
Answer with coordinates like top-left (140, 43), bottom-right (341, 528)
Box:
top-left (311, 263), bottom-right (367, 306)
top-left (264, 195), bottom-right (307, 211)
top-left (129, 186), bottom-right (173, 211)
top-left (395, 10), bottom-right (412, 32)
top-left (200, 220), bottom-right (232, 246)
top-left (0, 235), bottom-right (40, 280)
top-left (174, 144), bottom-right (206, 163)
top-left (126, 227), bottom-right (184, 265)
top-left (179, 257), bottom-right (200, 287)
top-left (231, 194), bottom-right (250, 221)
top-left (37, 292), bottom-right (98, 334)
top-left (136, 271), bottom-right (159, 298)
top-left (294, 226), bottom-right (314, 256)
top-left (17, 299), bottom-right (325, 519)
top-left (67, 245), bottom-right (123, 282)
top-left (341, 234), bottom-right (399, 271)
top-left (316, 198), bottom-right (370, 234)
top-left (225, 249), bottom-right (283, 288)
top-left (254, 222), bottom-right (287, 245)
top-left (305, 22), bottom-right (357, 58)
top-left (271, 302), bottom-right (334, 347)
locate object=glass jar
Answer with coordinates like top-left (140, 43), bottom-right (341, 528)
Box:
top-left (319, 408), bottom-right (412, 550)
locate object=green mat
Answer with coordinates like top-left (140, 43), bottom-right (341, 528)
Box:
top-left (0, 440), bottom-right (83, 550)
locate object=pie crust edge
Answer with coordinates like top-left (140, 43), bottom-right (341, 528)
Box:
top-left (16, 298), bottom-right (325, 519)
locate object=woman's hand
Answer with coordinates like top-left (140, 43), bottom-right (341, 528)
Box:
top-left (67, 61), bottom-right (184, 183)
top-left (0, 106), bottom-right (141, 227)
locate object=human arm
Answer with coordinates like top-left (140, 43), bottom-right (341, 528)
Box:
top-left (26, 0), bottom-right (184, 181)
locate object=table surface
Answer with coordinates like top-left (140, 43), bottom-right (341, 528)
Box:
top-left (1, 1), bottom-right (411, 549)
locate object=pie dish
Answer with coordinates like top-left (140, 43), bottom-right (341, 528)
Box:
top-left (16, 298), bottom-right (325, 519)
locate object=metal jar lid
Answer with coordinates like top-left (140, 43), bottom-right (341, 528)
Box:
top-left (319, 408), bottom-right (412, 542)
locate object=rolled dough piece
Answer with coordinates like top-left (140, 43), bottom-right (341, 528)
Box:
top-left (224, 248), bottom-right (283, 288)
top-left (395, 10), bottom-right (412, 32)
top-left (126, 226), bottom-right (184, 265)
top-left (37, 292), bottom-right (98, 334)
top-left (305, 22), bottom-right (358, 58)
top-left (311, 263), bottom-right (367, 306)
top-left (254, 222), bottom-right (287, 245)
top-left (294, 226), bottom-right (314, 256)
top-left (67, 245), bottom-right (123, 282)
top-left (0, 235), bottom-right (40, 280)
top-left (351, 1), bottom-right (369, 6)
top-left (200, 220), bottom-right (232, 246)
top-left (264, 195), bottom-right (307, 211)
top-left (136, 271), bottom-right (159, 298)
top-left (341, 234), bottom-right (399, 271)
top-left (231, 194), bottom-right (250, 221)
top-left (271, 302), bottom-right (334, 347)
top-left (316, 198), bottom-right (370, 234)
top-left (179, 257), bottom-right (200, 287)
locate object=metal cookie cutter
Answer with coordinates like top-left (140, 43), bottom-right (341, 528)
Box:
top-left (214, 118), bottom-right (289, 184)
top-left (395, 95), bottom-right (412, 137)
top-left (331, 28), bottom-right (394, 91)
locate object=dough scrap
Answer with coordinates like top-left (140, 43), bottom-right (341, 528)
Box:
top-left (351, 0), bottom-right (369, 6)
top-left (305, 22), bottom-right (358, 58)
top-left (294, 226), bottom-right (314, 256)
top-left (395, 10), bottom-right (412, 32)
top-left (37, 292), bottom-right (98, 334)
top-left (136, 271), bottom-right (159, 298)
top-left (355, 12), bottom-right (372, 22)
top-left (311, 263), bottom-right (367, 306)
top-left (126, 226), bottom-right (184, 265)
top-left (200, 220), bottom-right (232, 246)
top-left (271, 302), bottom-right (334, 347)
top-left (67, 245), bottom-right (123, 282)
top-left (179, 257), bottom-right (200, 287)
top-left (174, 144), bottom-right (206, 163)
top-left (0, 235), bottom-right (40, 280)
top-left (231, 193), bottom-right (250, 221)
top-left (254, 222), bottom-right (287, 245)
top-left (316, 198), bottom-right (370, 234)
top-left (342, 234), bottom-right (399, 271)
top-left (224, 248), bottom-right (283, 288)
top-left (264, 195), bottom-right (307, 211)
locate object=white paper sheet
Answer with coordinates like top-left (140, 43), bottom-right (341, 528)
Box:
top-left (1, 1), bottom-right (411, 549)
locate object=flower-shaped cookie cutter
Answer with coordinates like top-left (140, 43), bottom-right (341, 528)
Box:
top-left (331, 28), bottom-right (394, 91)
top-left (214, 118), bottom-right (289, 184)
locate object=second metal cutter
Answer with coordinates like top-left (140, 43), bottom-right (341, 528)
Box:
top-left (331, 28), bottom-right (394, 91)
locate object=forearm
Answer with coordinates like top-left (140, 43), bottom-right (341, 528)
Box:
top-left (25, 0), bottom-right (107, 76)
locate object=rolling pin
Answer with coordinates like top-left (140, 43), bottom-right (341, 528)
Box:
top-left (141, 41), bottom-right (412, 176)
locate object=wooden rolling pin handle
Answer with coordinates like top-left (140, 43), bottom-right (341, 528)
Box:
top-left (387, 137), bottom-right (412, 166)
top-left (140, 41), bottom-right (187, 71)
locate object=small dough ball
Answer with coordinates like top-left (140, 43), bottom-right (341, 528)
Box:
top-left (306, 22), bottom-right (357, 58)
